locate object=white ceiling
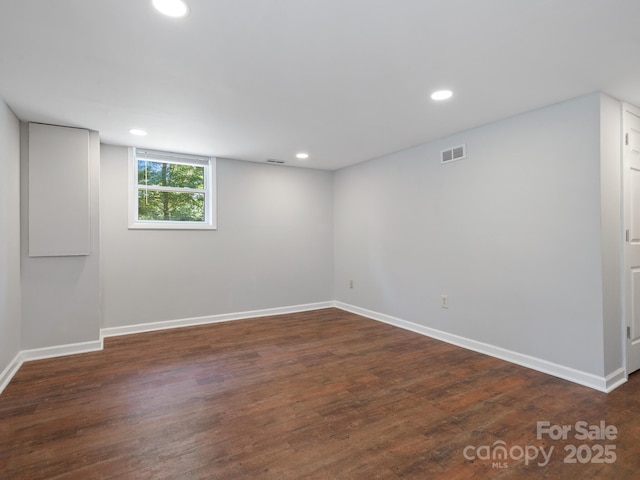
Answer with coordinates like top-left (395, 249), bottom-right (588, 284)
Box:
top-left (1, 0), bottom-right (639, 170)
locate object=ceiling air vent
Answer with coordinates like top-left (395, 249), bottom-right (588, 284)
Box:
top-left (441, 144), bottom-right (466, 164)
top-left (266, 159), bottom-right (285, 165)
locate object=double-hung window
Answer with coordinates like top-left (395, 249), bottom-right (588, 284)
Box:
top-left (129, 148), bottom-right (216, 230)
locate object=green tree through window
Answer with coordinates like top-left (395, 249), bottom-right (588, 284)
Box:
top-left (130, 149), bottom-right (216, 229)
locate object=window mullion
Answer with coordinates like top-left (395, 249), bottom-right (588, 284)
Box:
top-left (137, 185), bottom-right (206, 194)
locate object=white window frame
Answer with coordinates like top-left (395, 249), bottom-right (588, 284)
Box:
top-left (128, 147), bottom-right (217, 230)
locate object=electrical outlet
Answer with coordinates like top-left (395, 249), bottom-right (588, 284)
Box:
top-left (441, 295), bottom-right (449, 309)
top-left (349, 280), bottom-right (354, 289)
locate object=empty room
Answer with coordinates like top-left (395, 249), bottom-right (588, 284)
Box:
top-left (2, 0), bottom-right (640, 478)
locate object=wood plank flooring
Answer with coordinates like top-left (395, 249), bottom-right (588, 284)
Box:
top-left (2, 308), bottom-right (640, 479)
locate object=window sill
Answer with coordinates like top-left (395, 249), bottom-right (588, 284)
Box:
top-left (128, 221), bottom-right (217, 231)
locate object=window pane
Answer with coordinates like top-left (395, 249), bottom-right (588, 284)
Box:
top-left (138, 190), bottom-right (205, 222)
top-left (137, 160), bottom-right (205, 189)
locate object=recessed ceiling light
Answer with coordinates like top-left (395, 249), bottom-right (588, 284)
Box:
top-left (152, 0), bottom-right (190, 18)
top-left (129, 129), bottom-right (148, 136)
top-left (431, 90), bottom-right (453, 101)
top-left (296, 153), bottom-right (309, 159)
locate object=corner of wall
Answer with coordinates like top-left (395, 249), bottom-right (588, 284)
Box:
top-left (20, 123), bottom-right (101, 350)
top-left (599, 93), bottom-right (624, 377)
top-left (0, 99), bottom-right (21, 382)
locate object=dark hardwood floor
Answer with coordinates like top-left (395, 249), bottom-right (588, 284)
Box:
top-left (1, 308), bottom-right (639, 479)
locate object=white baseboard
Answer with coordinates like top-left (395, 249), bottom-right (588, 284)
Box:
top-left (1, 301), bottom-right (627, 396)
top-left (19, 338), bottom-right (104, 362)
top-left (604, 368), bottom-right (627, 392)
top-left (0, 338), bottom-right (103, 395)
top-left (0, 352), bottom-right (23, 395)
top-left (0, 302), bottom-right (334, 395)
top-left (335, 301), bottom-right (626, 393)
top-left (101, 301), bottom-right (335, 338)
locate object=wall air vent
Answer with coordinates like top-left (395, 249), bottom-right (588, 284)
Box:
top-left (266, 159), bottom-right (285, 164)
top-left (441, 144), bottom-right (466, 164)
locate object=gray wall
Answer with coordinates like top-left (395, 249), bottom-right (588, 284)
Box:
top-left (600, 94), bottom-right (624, 375)
top-left (100, 145), bottom-right (334, 327)
top-left (334, 93), bottom-right (615, 376)
top-left (0, 99), bottom-right (21, 371)
top-left (20, 125), bottom-right (101, 349)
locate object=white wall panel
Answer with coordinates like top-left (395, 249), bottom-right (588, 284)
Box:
top-left (28, 123), bottom-right (90, 256)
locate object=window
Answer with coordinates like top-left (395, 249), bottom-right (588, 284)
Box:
top-left (129, 148), bottom-right (216, 230)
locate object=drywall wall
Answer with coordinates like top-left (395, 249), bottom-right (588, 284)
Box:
top-left (20, 124), bottom-right (101, 349)
top-left (600, 95), bottom-right (624, 376)
top-left (334, 93), bottom-right (612, 377)
top-left (100, 145), bottom-right (334, 327)
top-left (0, 98), bottom-right (21, 372)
